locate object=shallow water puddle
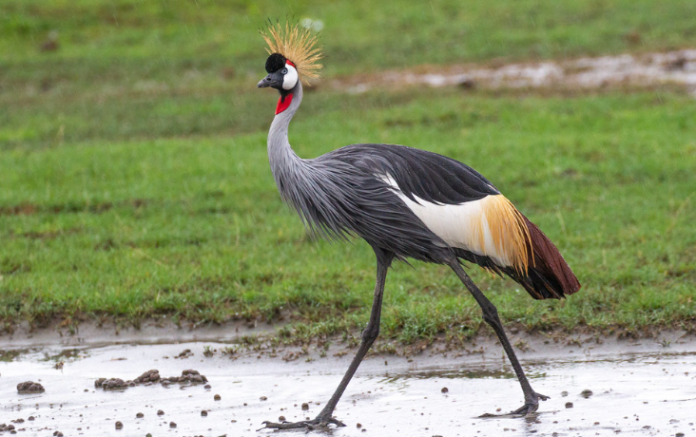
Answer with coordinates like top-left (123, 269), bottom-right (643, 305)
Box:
top-left (1, 343), bottom-right (695, 436)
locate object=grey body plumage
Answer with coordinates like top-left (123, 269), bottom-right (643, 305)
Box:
top-left (268, 82), bottom-right (499, 264)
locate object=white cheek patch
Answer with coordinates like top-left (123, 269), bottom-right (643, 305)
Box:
top-left (282, 64), bottom-right (299, 90)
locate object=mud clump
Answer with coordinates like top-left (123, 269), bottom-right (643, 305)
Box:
top-left (169, 421), bottom-right (177, 428)
top-left (115, 421), bottom-right (123, 429)
top-left (301, 402), bottom-right (309, 411)
top-left (175, 349), bottom-right (193, 359)
top-left (133, 369), bottom-right (160, 384)
top-left (157, 410), bottom-right (164, 416)
top-left (95, 378), bottom-right (130, 390)
top-left (565, 402), bottom-right (574, 408)
top-left (580, 389), bottom-right (593, 398)
top-left (441, 387), bottom-right (449, 393)
top-left (0, 424), bottom-right (16, 433)
top-left (17, 381), bottom-right (45, 394)
top-left (95, 369), bottom-right (207, 391)
top-left (161, 369), bottom-right (207, 385)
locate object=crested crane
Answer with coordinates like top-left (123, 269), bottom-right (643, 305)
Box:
top-left (257, 23), bottom-right (580, 430)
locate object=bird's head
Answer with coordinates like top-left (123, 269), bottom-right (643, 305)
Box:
top-left (257, 22), bottom-right (323, 115)
top-left (257, 53), bottom-right (299, 93)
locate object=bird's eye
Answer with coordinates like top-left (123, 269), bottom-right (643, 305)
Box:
top-left (281, 68), bottom-right (288, 74)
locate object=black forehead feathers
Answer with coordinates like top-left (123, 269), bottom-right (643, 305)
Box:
top-left (265, 53), bottom-right (287, 73)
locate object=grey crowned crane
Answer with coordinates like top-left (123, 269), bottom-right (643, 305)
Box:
top-left (257, 23), bottom-right (580, 430)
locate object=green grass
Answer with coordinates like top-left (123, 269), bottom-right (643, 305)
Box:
top-left (3, 0), bottom-right (696, 150)
top-left (1, 0), bottom-right (696, 341)
top-left (3, 0), bottom-right (696, 64)
top-left (2, 88), bottom-right (695, 339)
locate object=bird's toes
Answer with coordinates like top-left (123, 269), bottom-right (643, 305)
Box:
top-left (261, 420), bottom-right (308, 430)
top-left (328, 417), bottom-right (346, 427)
top-left (261, 417), bottom-right (344, 431)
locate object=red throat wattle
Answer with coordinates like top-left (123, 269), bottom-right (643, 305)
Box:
top-left (275, 93), bottom-right (293, 115)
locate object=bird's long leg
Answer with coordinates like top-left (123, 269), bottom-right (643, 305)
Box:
top-left (449, 262), bottom-right (549, 417)
top-left (263, 249), bottom-right (394, 431)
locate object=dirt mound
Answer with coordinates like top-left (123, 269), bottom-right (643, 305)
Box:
top-left (16, 381), bottom-right (45, 394)
top-left (95, 369), bottom-right (207, 391)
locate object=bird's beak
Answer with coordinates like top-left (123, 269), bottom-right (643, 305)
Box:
top-left (257, 75), bottom-right (276, 88)
top-left (258, 70), bottom-right (285, 89)
top-left (257, 77), bottom-right (270, 88)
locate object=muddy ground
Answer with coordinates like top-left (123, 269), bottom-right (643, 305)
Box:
top-left (331, 49), bottom-right (696, 95)
top-left (1, 325), bottom-right (695, 436)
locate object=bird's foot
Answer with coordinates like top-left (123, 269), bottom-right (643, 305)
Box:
top-left (261, 416), bottom-right (345, 431)
top-left (479, 392), bottom-right (549, 418)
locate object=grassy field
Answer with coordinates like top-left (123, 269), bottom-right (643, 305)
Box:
top-left (1, 1), bottom-right (696, 342)
top-left (3, 0), bottom-right (696, 150)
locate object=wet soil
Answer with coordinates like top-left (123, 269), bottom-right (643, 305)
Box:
top-left (1, 334), bottom-right (695, 436)
top-left (16, 381), bottom-right (45, 394)
top-left (94, 369), bottom-right (207, 390)
top-left (331, 49), bottom-right (696, 95)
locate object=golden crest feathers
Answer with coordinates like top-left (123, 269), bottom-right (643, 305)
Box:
top-left (262, 21), bottom-right (323, 84)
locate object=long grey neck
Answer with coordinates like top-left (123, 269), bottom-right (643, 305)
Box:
top-left (268, 82), bottom-right (305, 181)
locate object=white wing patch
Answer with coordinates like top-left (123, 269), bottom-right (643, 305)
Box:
top-left (381, 174), bottom-right (529, 269)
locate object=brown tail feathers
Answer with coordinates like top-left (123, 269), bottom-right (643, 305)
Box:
top-left (505, 216), bottom-right (581, 300)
